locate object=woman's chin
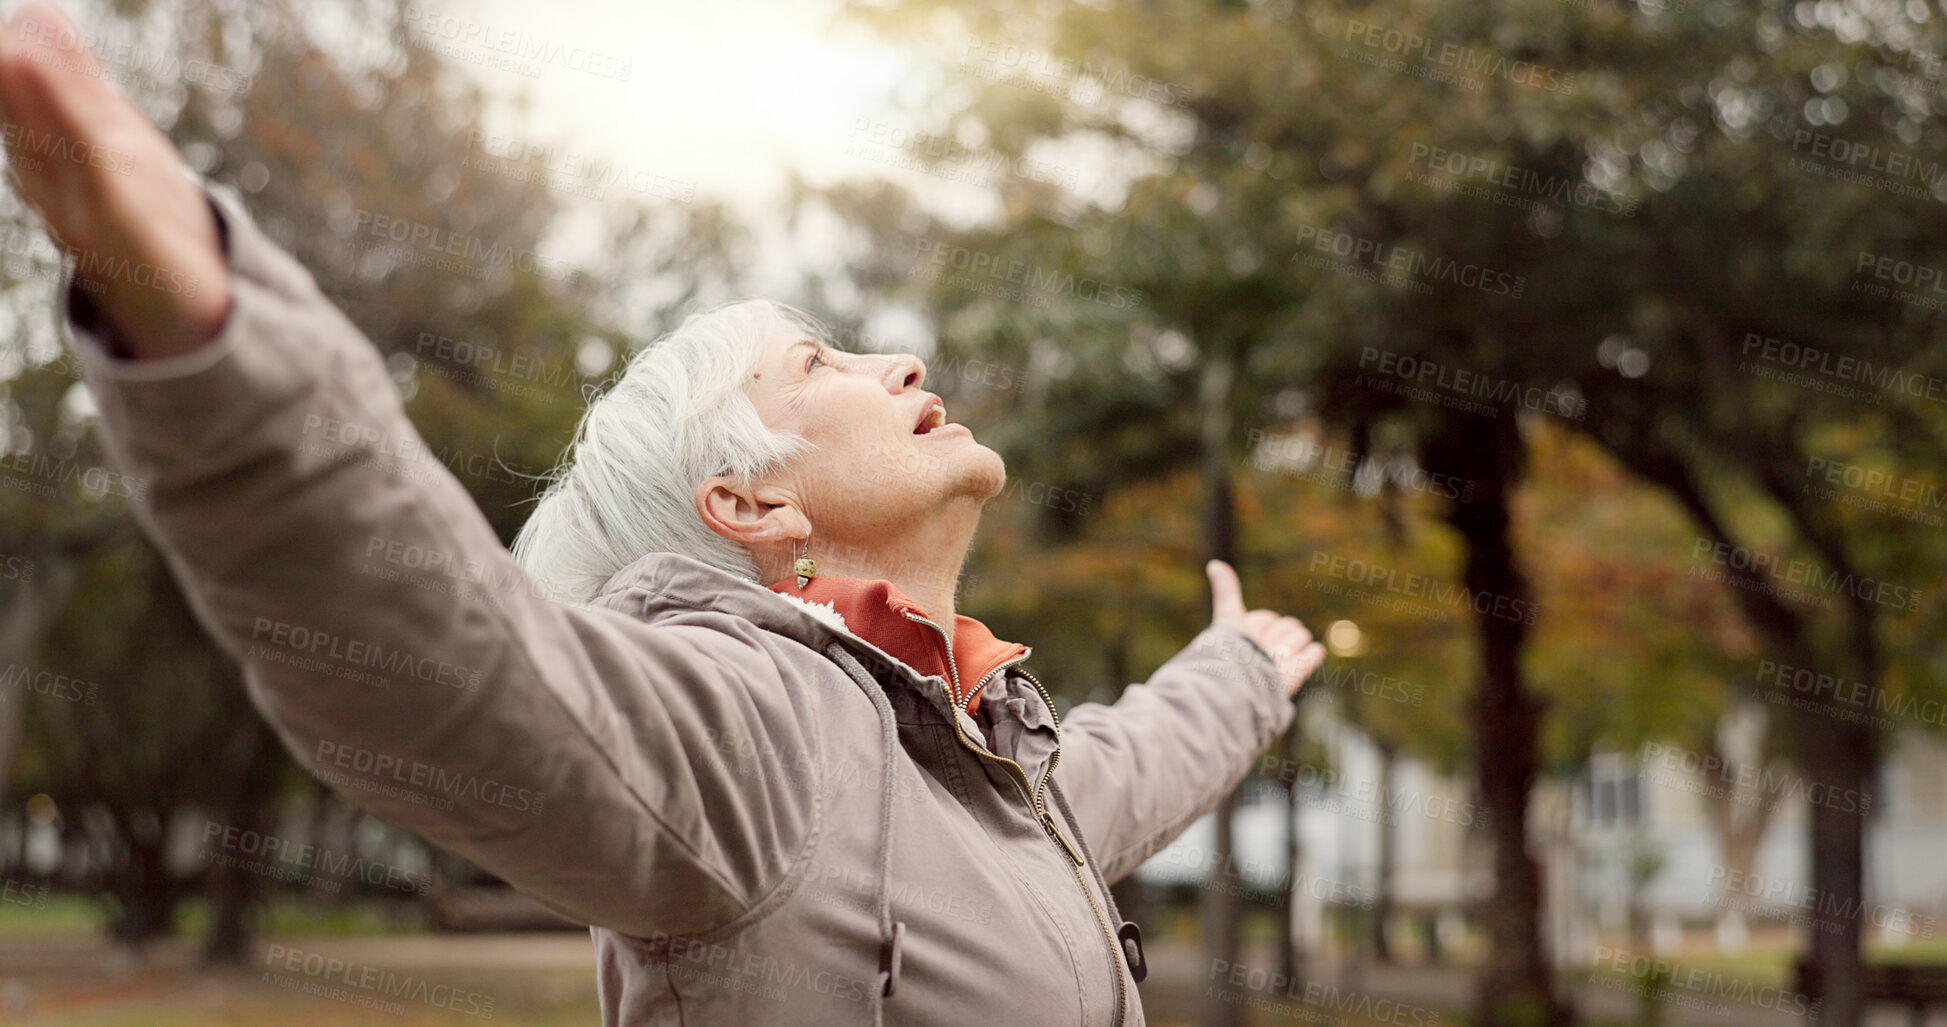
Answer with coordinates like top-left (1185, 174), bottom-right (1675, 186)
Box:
top-left (966, 446), bottom-right (1008, 501)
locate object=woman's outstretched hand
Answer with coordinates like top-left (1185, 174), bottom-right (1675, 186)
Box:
top-left (1207, 559), bottom-right (1326, 699)
top-left (0, 0), bottom-right (230, 357)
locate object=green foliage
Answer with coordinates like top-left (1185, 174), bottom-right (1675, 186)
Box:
top-left (816, 0), bottom-right (1945, 776)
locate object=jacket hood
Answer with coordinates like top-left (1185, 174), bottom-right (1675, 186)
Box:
top-left (592, 549), bottom-right (931, 677)
top-left (593, 550), bottom-right (848, 637)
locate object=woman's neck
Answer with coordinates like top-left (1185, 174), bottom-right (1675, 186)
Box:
top-left (788, 503), bottom-right (979, 626)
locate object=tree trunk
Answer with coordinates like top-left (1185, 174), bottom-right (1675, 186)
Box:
top-left (1793, 706), bottom-right (1871, 1026)
top-left (1199, 352), bottom-right (1244, 1027)
top-left (1791, 594), bottom-right (1881, 1027)
top-left (204, 718), bottom-right (285, 965)
top-left (1373, 740), bottom-right (1396, 964)
top-left (1429, 415), bottom-right (1563, 1027)
top-left (0, 549), bottom-right (93, 798)
top-left (108, 826), bottom-right (182, 945)
top-left (1279, 723), bottom-right (1306, 985)
top-left (1203, 789), bottom-right (1244, 1026)
top-left (1465, 522), bottom-right (1553, 1027)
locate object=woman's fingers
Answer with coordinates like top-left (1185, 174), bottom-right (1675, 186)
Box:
top-left (1251, 612), bottom-right (1322, 695)
top-left (1246, 612), bottom-right (1310, 654)
top-left (1, 3), bottom-right (116, 218)
top-left (0, 0), bottom-right (230, 356)
top-left (1202, 560), bottom-right (1325, 697)
top-left (1273, 642), bottom-right (1326, 698)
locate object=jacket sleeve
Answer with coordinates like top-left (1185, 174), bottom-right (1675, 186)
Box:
top-left (1052, 623), bottom-right (1295, 884)
top-left (60, 182), bottom-right (817, 942)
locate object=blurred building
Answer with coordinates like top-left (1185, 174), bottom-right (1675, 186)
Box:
top-left (1133, 698), bottom-right (1947, 963)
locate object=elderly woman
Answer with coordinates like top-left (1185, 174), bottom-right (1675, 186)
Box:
top-left (1, 4), bottom-right (1325, 1025)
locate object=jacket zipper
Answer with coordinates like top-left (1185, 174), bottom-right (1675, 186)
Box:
top-left (1016, 665), bottom-right (1129, 1025)
top-left (900, 612), bottom-right (1129, 1027)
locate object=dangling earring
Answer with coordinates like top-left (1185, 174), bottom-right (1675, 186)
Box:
top-left (793, 536), bottom-right (817, 590)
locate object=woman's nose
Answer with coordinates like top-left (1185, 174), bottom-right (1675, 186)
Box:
top-left (883, 354), bottom-right (926, 392)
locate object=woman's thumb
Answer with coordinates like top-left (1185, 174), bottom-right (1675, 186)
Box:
top-left (1207, 559), bottom-right (1246, 624)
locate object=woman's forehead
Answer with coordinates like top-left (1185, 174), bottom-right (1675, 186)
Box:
top-left (770, 335), bottom-right (820, 359)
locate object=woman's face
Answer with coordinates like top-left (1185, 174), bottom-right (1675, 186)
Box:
top-left (737, 331), bottom-right (1007, 554)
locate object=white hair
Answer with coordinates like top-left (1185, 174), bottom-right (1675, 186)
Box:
top-left (512, 299), bottom-right (825, 604)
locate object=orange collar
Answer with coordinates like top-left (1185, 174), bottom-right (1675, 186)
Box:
top-left (768, 575), bottom-right (1027, 716)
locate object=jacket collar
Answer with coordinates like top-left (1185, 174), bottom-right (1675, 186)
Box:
top-left (590, 551), bottom-right (1027, 717)
top-left (763, 575), bottom-right (1028, 716)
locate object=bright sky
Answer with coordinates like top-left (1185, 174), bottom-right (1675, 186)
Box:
top-left (400, 0), bottom-right (981, 330)
top-left (448, 0), bottom-right (919, 206)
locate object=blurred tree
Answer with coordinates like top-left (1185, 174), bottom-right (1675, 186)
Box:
top-left (820, 2), bottom-right (1945, 1026)
top-left (816, 0), bottom-right (1581, 1019)
top-left (1500, 5), bottom-right (1947, 1021)
top-left (15, 532), bottom-right (262, 944)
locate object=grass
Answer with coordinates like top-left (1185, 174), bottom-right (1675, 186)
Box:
top-left (7, 969), bottom-right (603, 1027)
top-left (0, 896), bottom-right (587, 1026)
top-left (0, 894), bottom-right (99, 936)
top-left (0, 894), bottom-right (431, 941)
top-left (15, 897), bottom-right (1938, 1026)
top-left (1591, 932), bottom-right (1947, 991)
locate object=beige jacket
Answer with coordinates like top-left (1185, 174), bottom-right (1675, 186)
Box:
top-left (62, 182), bottom-right (1297, 1026)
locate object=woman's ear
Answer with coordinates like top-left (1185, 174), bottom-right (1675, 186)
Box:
top-left (694, 475), bottom-right (810, 549)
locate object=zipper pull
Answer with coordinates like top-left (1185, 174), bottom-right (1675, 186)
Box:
top-left (1040, 808), bottom-right (1084, 864)
top-left (1117, 921), bottom-right (1147, 983)
top-left (880, 920), bottom-right (905, 997)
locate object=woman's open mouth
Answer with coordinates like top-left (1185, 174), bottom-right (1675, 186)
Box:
top-left (913, 400), bottom-right (970, 438)
top-left (915, 402), bottom-right (945, 434)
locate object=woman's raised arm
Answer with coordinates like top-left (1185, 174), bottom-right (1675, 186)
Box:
top-left (1052, 561), bottom-right (1325, 884)
top-left (0, 1), bottom-right (819, 941)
